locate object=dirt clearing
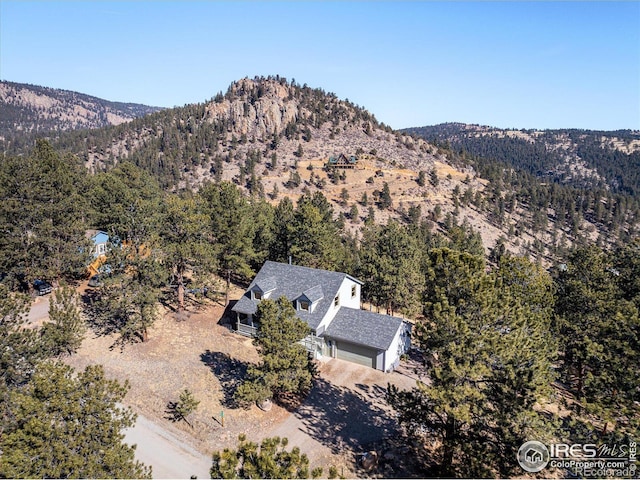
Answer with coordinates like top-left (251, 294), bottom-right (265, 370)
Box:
top-left (65, 285), bottom-right (421, 477)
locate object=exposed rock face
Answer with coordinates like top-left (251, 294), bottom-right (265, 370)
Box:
top-left (205, 78), bottom-right (298, 138)
top-left (257, 398), bottom-right (273, 411)
top-left (206, 93), bottom-right (298, 139)
top-left (198, 77), bottom-right (438, 174)
top-left (0, 81), bottom-right (163, 136)
top-left (358, 451), bottom-right (379, 472)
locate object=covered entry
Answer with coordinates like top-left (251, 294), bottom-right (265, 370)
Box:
top-left (335, 340), bottom-right (378, 369)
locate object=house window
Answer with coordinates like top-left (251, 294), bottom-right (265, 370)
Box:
top-left (334, 295), bottom-right (340, 307)
top-left (351, 285), bottom-right (357, 298)
top-left (299, 301), bottom-right (310, 311)
top-left (253, 290), bottom-right (263, 300)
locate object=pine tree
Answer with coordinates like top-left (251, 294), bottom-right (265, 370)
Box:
top-left (288, 194), bottom-right (343, 270)
top-left (87, 162), bottom-right (163, 244)
top-left (0, 284), bottom-right (40, 388)
top-left (445, 220), bottom-right (485, 257)
top-left (160, 193), bottom-right (216, 311)
top-left (200, 182), bottom-right (258, 301)
top-left (235, 297), bottom-right (314, 406)
top-left (430, 169), bottom-right (439, 187)
top-left (407, 204), bottom-right (422, 225)
top-left (339, 187), bottom-right (349, 206)
top-left (0, 140), bottom-right (91, 288)
top-left (0, 363), bottom-right (151, 478)
top-left (270, 197), bottom-right (295, 263)
top-left (211, 434), bottom-right (310, 479)
top-left (349, 203), bottom-right (359, 222)
top-left (41, 286), bottom-right (86, 357)
top-left (555, 245), bottom-right (640, 434)
top-left (378, 182), bottom-right (392, 210)
top-left (88, 241), bottom-right (165, 345)
top-left (358, 221), bottom-right (424, 316)
top-left (365, 206), bottom-right (375, 225)
top-left (170, 388), bottom-right (200, 427)
top-left (388, 249), bottom-right (557, 477)
top-left (249, 198), bottom-right (276, 270)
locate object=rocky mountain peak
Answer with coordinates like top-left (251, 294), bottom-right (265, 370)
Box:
top-left (205, 77), bottom-right (300, 139)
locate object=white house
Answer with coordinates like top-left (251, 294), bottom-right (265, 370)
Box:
top-left (232, 261), bottom-right (411, 371)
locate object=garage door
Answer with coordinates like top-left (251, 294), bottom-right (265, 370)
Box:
top-left (335, 341), bottom-right (377, 369)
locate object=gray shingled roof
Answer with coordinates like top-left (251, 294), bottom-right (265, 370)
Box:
top-left (324, 307), bottom-right (404, 351)
top-left (254, 276), bottom-right (277, 293)
top-left (233, 294), bottom-right (258, 315)
top-left (232, 261), bottom-right (361, 330)
top-left (302, 285), bottom-right (324, 303)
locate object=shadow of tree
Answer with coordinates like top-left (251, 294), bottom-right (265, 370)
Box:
top-left (80, 288), bottom-right (99, 316)
top-left (294, 376), bottom-right (434, 478)
top-left (293, 377), bottom-right (398, 455)
top-left (218, 300), bottom-right (238, 328)
top-left (80, 288), bottom-right (145, 350)
top-left (200, 349), bottom-right (249, 408)
top-left (399, 348), bottom-right (428, 378)
top-left (165, 401), bottom-right (180, 422)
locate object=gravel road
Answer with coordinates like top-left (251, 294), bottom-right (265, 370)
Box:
top-left (27, 295), bottom-right (49, 324)
top-left (28, 291), bottom-right (213, 479)
top-left (125, 411), bottom-right (212, 479)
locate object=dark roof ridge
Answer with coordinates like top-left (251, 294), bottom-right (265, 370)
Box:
top-left (262, 260), bottom-right (363, 285)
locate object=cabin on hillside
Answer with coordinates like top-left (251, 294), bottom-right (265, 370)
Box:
top-left (327, 153), bottom-right (358, 169)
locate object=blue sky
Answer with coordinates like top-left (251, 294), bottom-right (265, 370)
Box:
top-left (1, 1), bottom-right (638, 130)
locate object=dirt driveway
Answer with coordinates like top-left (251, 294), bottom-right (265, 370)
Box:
top-left (63, 288), bottom-right (421, 478)
top-left (269, 358), bottom-right (418, 477)
top-left (124, 411), bottom-right (211, 479)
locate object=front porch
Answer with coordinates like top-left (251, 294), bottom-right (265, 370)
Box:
top-left (233, 311), bottom-right (326, 359)
top-left (235, 312), bottom-right (258, 337)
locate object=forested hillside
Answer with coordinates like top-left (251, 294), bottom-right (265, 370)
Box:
top-left (3, 77), bottom-right (640, 264)
top-left (404, 123), bottom-right (640, 257)
top-left (47, 76), bottom-right (436, 187)
top-left (0, 80), bottom-right (163, 151)
top-left (0, 141), bottom-right (637, 478)
top-left (405, 123), bottom-right (640, 193)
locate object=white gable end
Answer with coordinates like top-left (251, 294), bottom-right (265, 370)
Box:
top-left (316, 277), bottom-right (360, 333)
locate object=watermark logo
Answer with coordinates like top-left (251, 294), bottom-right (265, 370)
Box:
top-left (518, 440), bottom-right (550, 472)
top-left (517, 440), bottom-right (637, 478)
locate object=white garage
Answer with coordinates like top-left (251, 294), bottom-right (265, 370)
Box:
top-left (324, 308), bottom-right (409, 372)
